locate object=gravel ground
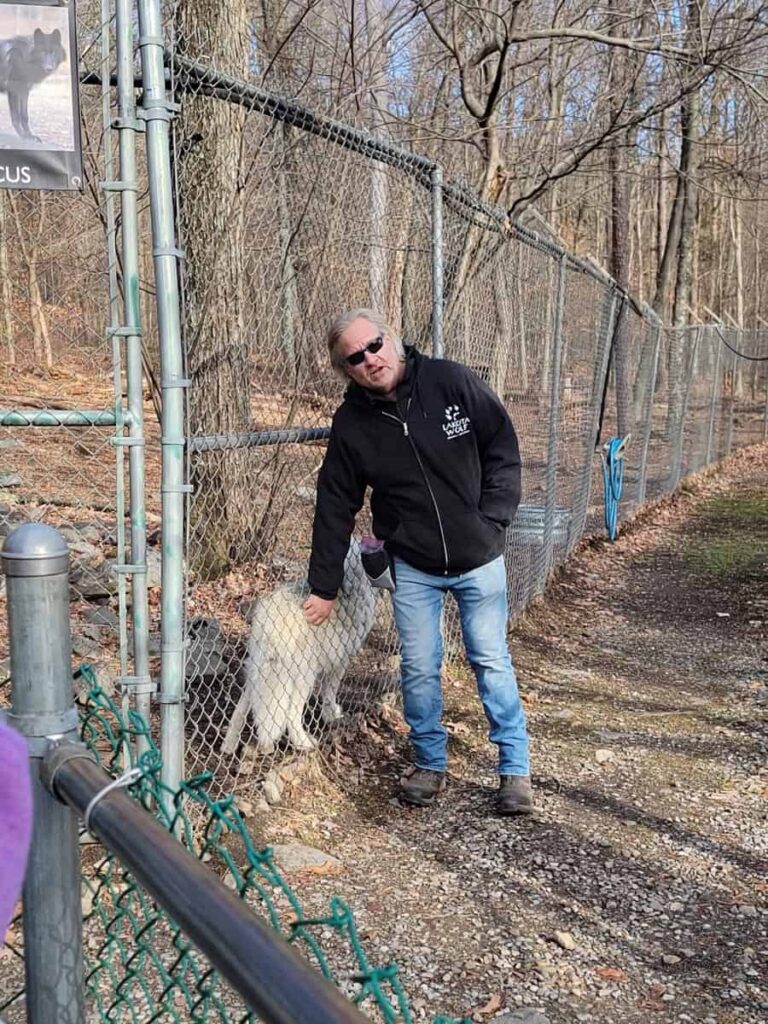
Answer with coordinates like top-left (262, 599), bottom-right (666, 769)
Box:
top-left (255, 443), bottom-right (768, 1024)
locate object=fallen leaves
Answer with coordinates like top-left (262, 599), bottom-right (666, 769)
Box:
top-left (595, 966), bottom-right (626, 983)
top-left (470, 991), bottom-right (504, 1016)
top-left (638, 983), bottom-right (667, 1011)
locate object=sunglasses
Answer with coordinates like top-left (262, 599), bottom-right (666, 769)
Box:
top-left (344, 335), bottom-right (384, 367)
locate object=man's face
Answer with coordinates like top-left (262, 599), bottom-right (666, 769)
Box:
top-left (336, 318), bottom-right (405, 396)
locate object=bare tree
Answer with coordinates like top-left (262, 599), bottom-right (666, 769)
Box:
top-left (8, 193), bottom-right (53, 371)
top-left (175, 0), bottom-right (252, 576)
top-left (0, 196), bottom-right (15, 366)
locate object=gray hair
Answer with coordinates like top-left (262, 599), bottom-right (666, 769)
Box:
top-left (327, 308), bottom-right (405, 373)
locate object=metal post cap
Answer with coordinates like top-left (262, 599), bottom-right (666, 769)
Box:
top-left (2, 523), bottom-right (70, 577)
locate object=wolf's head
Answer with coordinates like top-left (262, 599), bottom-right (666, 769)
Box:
top-left (31, 28), bottom-right (66, 76)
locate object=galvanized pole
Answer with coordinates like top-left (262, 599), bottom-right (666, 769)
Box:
top-left (3, 524), bottom-right (85, 1024)
top-left (539, 255), bottom-right (566, 592)
top-left (431, 165), bottom-right (444, 358)
top-left (636, 319), bottom-right (662, 506)
top-left (136, 0), bottom-right (187, 799)
top-left (115, 0), bottom-right (154, 744)
top-left (568, 288), bottom-right (616, 548)
top-left (99, 0), bottom-right (132, 751)
top-left (672, 326), bottom-right (702, 486)
top-left (729, 344), bottom-right (741, 456)
top-left (705, 326), bottom-right (722, 466)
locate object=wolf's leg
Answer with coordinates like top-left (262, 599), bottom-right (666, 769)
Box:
top-left (255, 712), bottom-right (282, 754)
top-left (221, 688), bottom-right (250, 755)
top-left (319, 666), bottom-right (345, 724)
top-left (8, 90), bottom-right (22, 137)
top-left (285, 719), bottom-right (317, 751)
top-left (283, 663), bottom-right (317, 751)
top-left (252, 664), bottom-right (286, 754)
top-left (19, 88), bottom-right (34, 140)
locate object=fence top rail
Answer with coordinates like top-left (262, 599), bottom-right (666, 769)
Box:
top-left (171, 53), bottom-right (437, 177)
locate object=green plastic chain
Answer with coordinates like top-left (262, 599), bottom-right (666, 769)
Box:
top-left (75, 665), bottom-right (470, 1024)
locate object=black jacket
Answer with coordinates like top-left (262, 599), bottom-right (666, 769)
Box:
top-left (309, 348), bottom-right (522, 598)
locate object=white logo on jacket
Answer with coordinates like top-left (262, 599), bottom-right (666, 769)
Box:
top-left (443, 404), bottom-right (471, 440)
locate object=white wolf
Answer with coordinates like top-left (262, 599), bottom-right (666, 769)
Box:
top-left (221, 541), bottom-right (376, 756)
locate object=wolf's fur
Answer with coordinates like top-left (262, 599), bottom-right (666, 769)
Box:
top-left (221, 542), bottom-right (375, 756)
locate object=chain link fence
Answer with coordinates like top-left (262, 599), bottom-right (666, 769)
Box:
top-left (0, 668), bottom-right (467, 1024)
top-left (171, 53), bottom-right (768, 801)
top-left (0, 7), bottom-right (767, 1020)
top-left (0, 0), bottom-right (766, 826)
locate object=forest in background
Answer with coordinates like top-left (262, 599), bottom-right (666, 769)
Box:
top-left (194, 0), bottom-right (768, 329)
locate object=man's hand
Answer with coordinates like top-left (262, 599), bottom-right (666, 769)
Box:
top-left (304, 594), bottom-right (335, 626)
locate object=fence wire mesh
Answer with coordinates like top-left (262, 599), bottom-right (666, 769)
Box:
top-left (0, 667), bottom-right (467, 1024)
top-left (172, 52), bottom-right (768, 803)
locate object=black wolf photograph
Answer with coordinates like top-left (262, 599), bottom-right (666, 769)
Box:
top-left (0, 4), bottom-right (73, 150)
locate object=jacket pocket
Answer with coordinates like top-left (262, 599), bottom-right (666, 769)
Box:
top-left (479, 511), bottom-right (504, 532)
top-left (444, 510), bottom-right (505, 571)
top-left (388, 518), bottom-right (445, 570)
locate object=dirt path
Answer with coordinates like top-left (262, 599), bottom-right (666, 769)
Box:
top-left (259, 443), bottom-right (768, 1024)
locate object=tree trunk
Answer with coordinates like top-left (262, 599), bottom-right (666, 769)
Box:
top-left (365, 0), bottom-right (389, 312)
top-left (0, 196), bottom-right (16, 366)
top-left (653, 79), bottom-right (702, 325)
top-left (606, 2), bottom-right (635, 438)
top-left (667, 1), bottom-right (702, 436)
top-left (729, 196), bottom-right (745, 398)
top-left (655, 108), bottom-right (668, 287)
top-left (276, 123), bottom-right (298, 378)
top-left (176, 0), bottom-right (253, 577)
top-left (8, 193), bottom-right (51, 370)
top-left (671, 90), bottom-right (701, 327)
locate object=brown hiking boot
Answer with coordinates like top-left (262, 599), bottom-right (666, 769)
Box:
top-left (399, 766), bottom-right (446, 807)
top-left (496, 774), bottom-right (533, 816)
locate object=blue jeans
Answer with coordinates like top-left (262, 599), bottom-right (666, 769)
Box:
top-left (391, 556), bottom-right (529, 776)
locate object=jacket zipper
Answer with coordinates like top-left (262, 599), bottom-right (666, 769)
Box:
top-left (381, 398), bottom-right (450, 574)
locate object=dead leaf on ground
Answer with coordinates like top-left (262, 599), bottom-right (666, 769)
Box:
top-left (448, 721), bottom-right (471, 736)
top-left (296, 860), bottom-right (344, 877)
top-left (379, 703), bottom-right (409, 734)
top-left (471, 992), bottom-right (504, 1016)
top-left (596, 966), bottom-right (627, 982)
top-left (638, 983), bottom-right (667, 1011)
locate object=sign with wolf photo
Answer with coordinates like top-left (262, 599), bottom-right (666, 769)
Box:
top-left (0, 0), bottom-right (82, 190)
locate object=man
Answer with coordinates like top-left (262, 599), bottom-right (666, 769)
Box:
top-left (304, 309), bottom-right (532, 815)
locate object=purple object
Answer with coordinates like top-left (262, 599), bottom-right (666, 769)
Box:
top-left (0, 718), bottom-right (33, 942)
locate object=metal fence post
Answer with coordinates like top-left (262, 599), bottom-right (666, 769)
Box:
top-left (137, 0), bottom-right (188, 800)
top-left (705, 326), bottom-right (722, 466)
top-left (568, 287), bottom-right (616, 549)
top-left (539, 254), bottom-right (566, 590)
top-left (636, 319), bottom-right (662, 506)
top-left (431, 165), bottom-right (444, 358)
top-left (115, 0), bottom-right (154, 743)
top-left (724, 344), bottom-right (738, 456)
top-left (3, 524), bottom-right (85, 1024)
